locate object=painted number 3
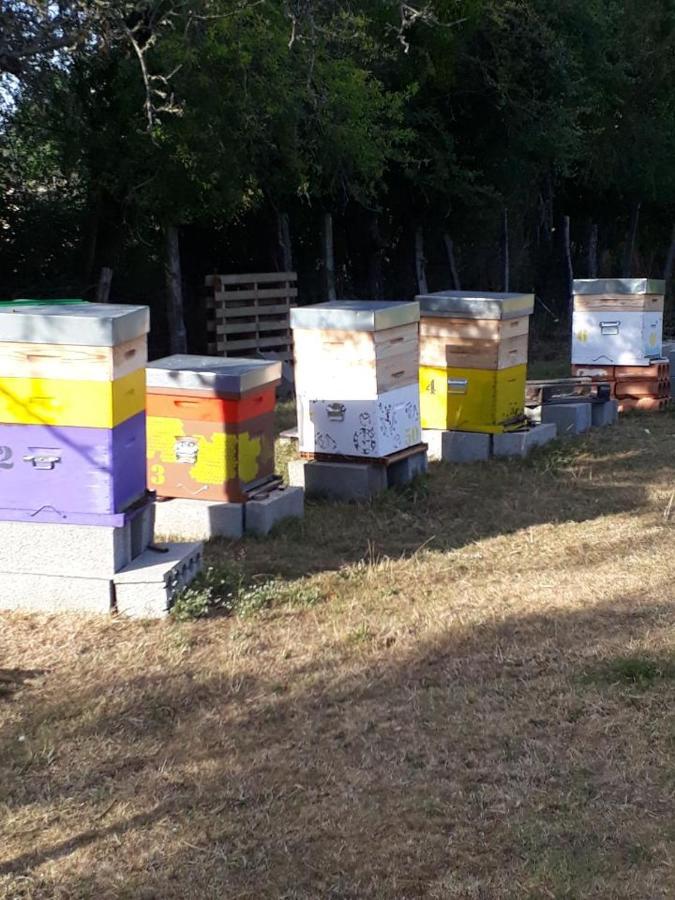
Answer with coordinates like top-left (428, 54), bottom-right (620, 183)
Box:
top-left (0, 446), bottom-right (13, 470)
top-left (150, 464), bottom-right (165, 486)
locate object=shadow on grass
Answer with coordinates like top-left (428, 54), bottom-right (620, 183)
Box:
top-left (216, 410), bottom-right (675, 585)
top-left (0, 589), bottom-right (673, 897)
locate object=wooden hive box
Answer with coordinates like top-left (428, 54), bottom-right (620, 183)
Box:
top-left (290, 300), bottom-right (422, 457)
top-left (0, 302), bottom-right (149, 525)
top-left (571, 278), bottom-right (664, 366)
top-left (146, 355), bottom-right (281, 502)
top-left (414, 291), bottom-right (533, 432)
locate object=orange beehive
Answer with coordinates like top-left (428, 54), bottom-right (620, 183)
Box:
top-left (146, 355), bottom-right (281, 502)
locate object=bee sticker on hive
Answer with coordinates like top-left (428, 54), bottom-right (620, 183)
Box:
top-left (353, 412), bottom-right (376, 455)
top-left (377, 402), bottom-right (398, 437)
top-left (175, 436), bottom-right (200, 465)
top-left (316, 432), bottom-right (338, 452)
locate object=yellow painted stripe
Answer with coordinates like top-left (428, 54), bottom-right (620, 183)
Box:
top-left (0, 369), bottom-right (145, 427)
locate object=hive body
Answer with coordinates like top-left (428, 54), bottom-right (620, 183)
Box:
top-left (291, 301), bottom-right (422, 458)
top-left (146, 355), bottom-right (281, 502)
top-left (415, 291), bottom-right (534, 433)
top-left (0, 302), bottom-right (149, 526)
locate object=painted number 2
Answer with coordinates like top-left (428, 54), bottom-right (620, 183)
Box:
top-left (0, 446), bottom-right (13, 470)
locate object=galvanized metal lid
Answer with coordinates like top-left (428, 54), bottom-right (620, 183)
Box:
top-left (290, 300), bottom-right (419, 332)
top-left (146, 354), bottom-right (282, 395)
top-left (0, 302), bottom-right (150, 346)
top-left (573, 278), bottom-right (665, 295)
top-left (416, 291), bottom-right (534, 320)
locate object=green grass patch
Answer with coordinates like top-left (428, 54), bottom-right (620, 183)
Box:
top-left (583, 654), bottom-right (675, 689)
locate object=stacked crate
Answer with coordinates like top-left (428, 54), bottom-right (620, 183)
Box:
top-left (415, 291), bottom-right (534, 433)
top-left (290, 301), bottom-right (422, 458)
top-left (146, 355), bottom-right (281, 502)
top-left (0, 301), bottom-right (155, 606)
top-left (570, 278), bottom-right (669, 411)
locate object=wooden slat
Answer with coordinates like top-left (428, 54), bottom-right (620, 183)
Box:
top-left (214, 287), bottom-right (297, 302)
top-left (206, 272), bottom-right (297, 287)
top-left (214, 303), bottom-right (292, 319)
top-left (223, 336), bottom-right (292, 351)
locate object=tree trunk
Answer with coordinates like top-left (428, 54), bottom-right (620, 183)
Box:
top-left (415, 225), bottom-right (428, 293)
top-left (587, 223), bottom-right (598, 278)
top-left (367, 212), bottom-right (385, 299)
top-left (663, 223), bottom-right (675, 291)
top-left (277, 211), bottom-right (293, 272)
top-left (622, 201), bottom-right (641, 277)
top-left (502, 208), bottom-right (510, 292)
top-left (165, 225), bottom-right (187, 354)
top-left (563, 215), bottom-right (573, 323)
top-left (322, 212), bottom-right (337, 301)
top-left (443, 233), bottom-right (461, 290)
top-left (96, 267), bottom-right (113, 303)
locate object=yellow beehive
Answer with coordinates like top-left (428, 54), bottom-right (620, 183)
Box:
top-left (419, 363), bottom-right (527, 432)
top-left (415, 291), bottom-right (534, 432)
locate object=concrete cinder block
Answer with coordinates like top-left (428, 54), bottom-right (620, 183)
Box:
top-left (114, 542), bottom-right (204, 619)
top-left (0, 571), bottom-right (113, 614)
top-left (297, 459), bottom-right (388, 501)
top-left (0, 500), bottom-right (155, 577)
top-left (244, 486), bottom-right (304, 536)
top-left (591, 399), bottom-right (619, 428)
top-left (422, 429), bottom-right (492, 463)
top-left (541, 401), bottom-right (592, 436)
top-left (387, 448), bottom-right (428, 486)
top-left (287, 458), bottom-right (306, 489)
top-left (154, 497), bottom-right (244, 541)
top-left (493, 423), bottom-right (557, 458)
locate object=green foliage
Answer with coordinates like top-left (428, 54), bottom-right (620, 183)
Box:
top-left (3, 0), bottom-right (675, 308)
top-left (171, 564), bottom-right (323, 622)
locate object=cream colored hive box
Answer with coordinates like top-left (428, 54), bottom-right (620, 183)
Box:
top-left (290, 300), bottom-right (422, 457)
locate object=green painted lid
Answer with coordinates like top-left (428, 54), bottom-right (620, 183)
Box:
top-left (0, 299), bottom-right (85, 307)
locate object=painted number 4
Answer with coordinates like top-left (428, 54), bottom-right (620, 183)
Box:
top-left (425, 380), bottom-right (436, 395)
top-left (0, 446), bottom-right (13, 470)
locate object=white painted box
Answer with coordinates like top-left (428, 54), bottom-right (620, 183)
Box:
top-left (571, 310), bottom-right (663, 365)
top-left (297, 383), bottom-right (421, 458)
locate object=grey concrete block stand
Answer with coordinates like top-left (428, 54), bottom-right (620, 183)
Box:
top-left (288, 447), bottom-right (428, 501)
top-left (154, 486), bottom-right (304, 541)
top-left (114, 541), bottom-right (204, 619)
top-left (541, 402), bottom-right (592, 436)
top-left (591, 400), bottom-right (619, 427)
top-left (422, 429), bottom-right (492, 463)
top-left (492, 423), bottom-right (557, 458)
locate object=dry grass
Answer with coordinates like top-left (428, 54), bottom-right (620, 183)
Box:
top-left (1, 406), bottom-right (675, 898)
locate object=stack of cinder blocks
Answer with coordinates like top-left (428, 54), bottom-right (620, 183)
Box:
top-left (288, 300), bottom-right (427, 499)
top-left (571, 278), bottom-right (669, 413)
top-left (414, 290), bottom-right (555, 460)
top-left (0, 301), bottom-right (202, 618)
top-left (147, 355), bottom-right (303, 539)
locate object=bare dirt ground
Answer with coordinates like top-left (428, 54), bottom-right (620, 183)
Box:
top-left (1, 406), bottom-right (674, 899)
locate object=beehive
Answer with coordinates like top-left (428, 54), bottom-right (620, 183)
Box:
top-left (415, 291), bottom-right (534, 433)
top-left (291, 301), bottom-right (421, 458)
top-left (0, 302), bottom-right (149, 524)
top-left (146, 355), bottom-right (281, 502)
top-left (571, 278), bottom-right (664, 366)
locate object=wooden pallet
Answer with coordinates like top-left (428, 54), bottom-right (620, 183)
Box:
top-left (205, 272), bottom-right (297, 360)
top-left (299, 442), bottom-right (428, 466)
top-left (525, 378), bottom-right (612, 407)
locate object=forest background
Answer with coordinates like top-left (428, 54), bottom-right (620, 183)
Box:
top-left (2, 0), bottom-right (675, 355)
